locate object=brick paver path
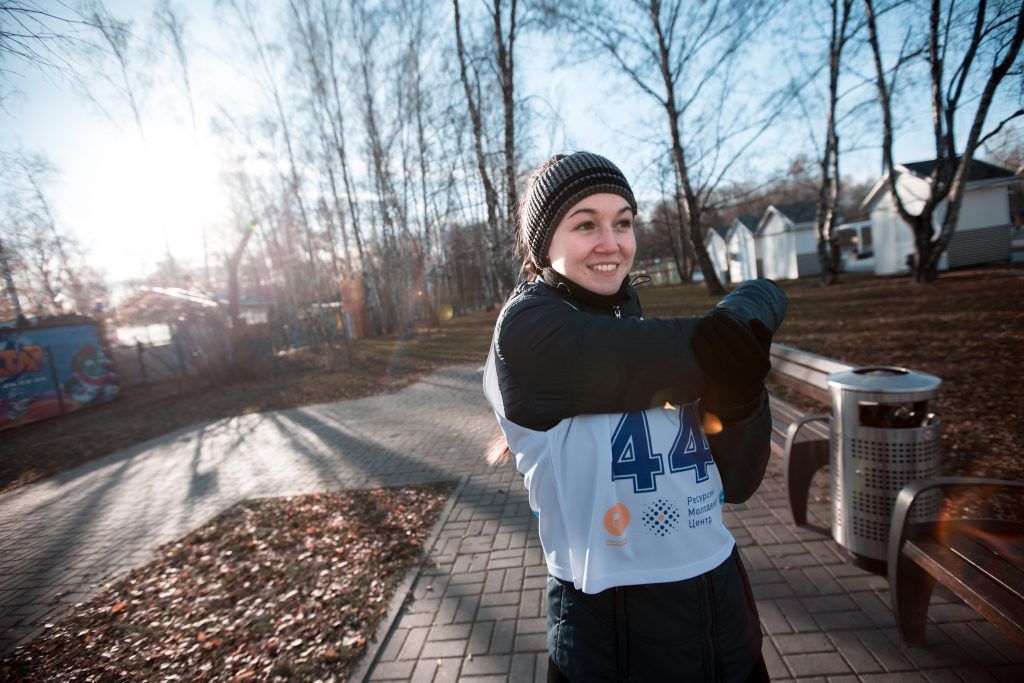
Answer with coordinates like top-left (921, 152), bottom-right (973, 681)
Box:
top-left (2, 364), bottom-right (1022, 681)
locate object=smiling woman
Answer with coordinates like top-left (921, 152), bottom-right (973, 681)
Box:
top-left (67, 126), bottom-right (230, 283)
top-left (487, 151), bottom-right (786, 682)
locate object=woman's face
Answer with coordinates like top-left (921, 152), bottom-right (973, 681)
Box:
top-left (547, 193), bottom-right (636, 295)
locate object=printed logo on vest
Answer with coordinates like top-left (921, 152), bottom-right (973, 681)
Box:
top-left (603, 503), bottom-right (630, 546)
top-left (641, 499), bottom-right (681, 536)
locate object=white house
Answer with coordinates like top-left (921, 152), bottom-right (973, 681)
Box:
top-left (755, 201), bottom-right (821, 281)
top-left (862, 158), bottom-right (1018, 276)
top-left (726, 215), bottom-right (759, 282)
top-left (706, 226), bottom-right (730, 284)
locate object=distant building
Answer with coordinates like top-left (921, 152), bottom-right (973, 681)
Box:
top-left (862, 158), bottom-right (1017, 276)
top-left (706, 226), bottom-right (730, 284)
top-left (635, 259), bottom-right (683, 287)
top-left (726, 215), bottom-right (759, 283)
top-left (755, 201), bottom-right (820, 280)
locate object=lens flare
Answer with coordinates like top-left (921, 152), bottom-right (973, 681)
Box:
top-left (702, 411), bottom-right (724, 435)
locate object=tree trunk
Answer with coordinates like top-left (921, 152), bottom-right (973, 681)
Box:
top-left (454, 0), bottom-right (506, 300)
top-left (651, 5), bottom-right (724, 295)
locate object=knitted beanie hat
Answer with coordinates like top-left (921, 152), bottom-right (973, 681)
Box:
top-left (521, 152), bottom-right (637, 268)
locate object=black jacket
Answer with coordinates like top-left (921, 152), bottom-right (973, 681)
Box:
top-left (492, 275), bottom-right (786, 682)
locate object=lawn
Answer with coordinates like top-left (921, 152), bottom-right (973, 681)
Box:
top-left (2, 265), bottom-right (1022, 493)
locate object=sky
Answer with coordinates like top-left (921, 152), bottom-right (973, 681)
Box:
top-left (3, 0), bottom-right (1017, 287)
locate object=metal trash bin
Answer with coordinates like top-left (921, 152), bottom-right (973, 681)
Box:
top-left (827, 366), bottom-right (942, 564)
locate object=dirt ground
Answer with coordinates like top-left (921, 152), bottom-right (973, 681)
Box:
top-left (3, 265), bottom-right (1022, 493)
top-left (1, 483), bottom-right (454, 681)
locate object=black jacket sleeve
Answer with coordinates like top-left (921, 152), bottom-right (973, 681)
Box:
top-left (496, 294), bottom-right (705, 430)
top-left (495, 279), bottom-right (788, 432)
top-left (704, 389), bottom-right (773, 504)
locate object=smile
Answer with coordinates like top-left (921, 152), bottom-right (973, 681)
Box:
top-left (589, 264), bottom-right (618, 273)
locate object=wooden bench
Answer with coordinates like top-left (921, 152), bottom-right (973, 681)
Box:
top-left (767, 344), bottom-right (853, 525)
top-left (766, 346), bottom-right (1024, 645)
top-left (888, 477), bottom-right (1024, 646)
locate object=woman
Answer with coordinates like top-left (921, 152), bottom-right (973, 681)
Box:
top-left (482, 152), bottom-right (788, 682)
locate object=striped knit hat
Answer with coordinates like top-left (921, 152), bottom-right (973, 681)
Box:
top-left (521, 152), bottom-right (637, 268)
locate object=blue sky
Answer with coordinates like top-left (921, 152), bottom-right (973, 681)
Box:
top-left (3, 0), bottom-right (1017, 284)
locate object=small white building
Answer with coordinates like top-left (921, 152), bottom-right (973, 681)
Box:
top-left (862, 159), bottom-right (1017, 276)
top-left (726, 215), bottom-right (759, 283)
top-left (706, 226), bottom-right (730, 284)
top-left (755, 201), bottom-right (821, 281)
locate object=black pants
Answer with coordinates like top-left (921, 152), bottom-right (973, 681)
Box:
top-left (547, 653), bottom-right (770, 682)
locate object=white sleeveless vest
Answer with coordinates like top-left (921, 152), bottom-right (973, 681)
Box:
top-left (484, 347), bottom-right (735, 594)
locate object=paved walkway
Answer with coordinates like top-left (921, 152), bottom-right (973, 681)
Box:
top-left (1, 364), bottom-right (1022, 681)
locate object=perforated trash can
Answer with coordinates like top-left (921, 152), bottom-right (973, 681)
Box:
top-left (827, 366), bottom-right (942, 563)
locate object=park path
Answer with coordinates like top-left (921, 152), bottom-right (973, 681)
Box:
top-left (2, 363), bottom-right (1022, 681)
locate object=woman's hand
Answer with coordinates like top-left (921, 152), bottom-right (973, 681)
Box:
top-left (692, 312), bottom-right (772, 412)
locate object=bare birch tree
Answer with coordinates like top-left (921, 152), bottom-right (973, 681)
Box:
top-left (84, 1), bottom-right (147, 139)
top-left (453, 0), bottom-right (504, 301)
top-left (541, 0), bottom-right (784, 295)
top-left (865, 0), bottom-right (1024, 282)
top-left (153, 0), bottom-right (197, 132)
top-left (0, 151), bottom-right (102, 317)
top-left (814, 0), bottom-right (856, 285)
top-left (0, 1), bottom-right (95, 109)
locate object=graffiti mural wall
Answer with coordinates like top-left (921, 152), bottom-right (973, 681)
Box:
top-left (0, 323), bottom-right (119, 431)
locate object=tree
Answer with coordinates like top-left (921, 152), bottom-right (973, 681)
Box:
top-left (84, 1), bottom-right (148, 139)
top-left (865, 0), bottom-right (1024, 282)
top-left (540, 0), bottom-right (786, 295)
top-left (814, 0), bottom-right (856, 285)
top-left (453, 0), bottom-right (508, 300)
top-left (0, 2), bottom-right (89, 91)
top-left (152, 0), bottom-right (197, 132)
top-left (0, 151), bottom-right (104, 318)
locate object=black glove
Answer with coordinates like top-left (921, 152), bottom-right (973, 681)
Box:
top-left (692, 312), bottom-right (773, 411)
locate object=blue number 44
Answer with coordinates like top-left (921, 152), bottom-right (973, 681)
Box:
top-left (611, 405), bottom-right (714, 493)
top-left (610, 412), bottom-right (664, 493)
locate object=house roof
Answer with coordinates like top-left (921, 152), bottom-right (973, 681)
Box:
top-left (726, 214), bottom-right (760, 238)
top-left (771, 201), bottom-right (819, 224)
top-left (755, 201), bottom-right (819, 235)
top-left (862, 157), bottom-right (1018, 210)
top-left (735, 214), bottom-right (760, 229)
top-left (902, 158), bottom-right (1016, 182)
top-left (115, 287), bottom-right (276, 325)
top-left (710, 225), bottom-right (729, 240)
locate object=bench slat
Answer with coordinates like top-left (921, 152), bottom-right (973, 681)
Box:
top-left (768, 344), bottom-right (854, 406)
top-left (972, 530), bottom-right (1024, 570)
top-left (771, 372), bottom-right (833, 405)
top-left (769, 397), bottom-right (829, 440)
top-left (770, 362), bottom-right (833, 391)
top-left (771, 344), bottom-right (855, 375)
top-left (904, 536), bottom-right (1024, 646)
top-left (947, 531), bottom-right (1024, 603)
